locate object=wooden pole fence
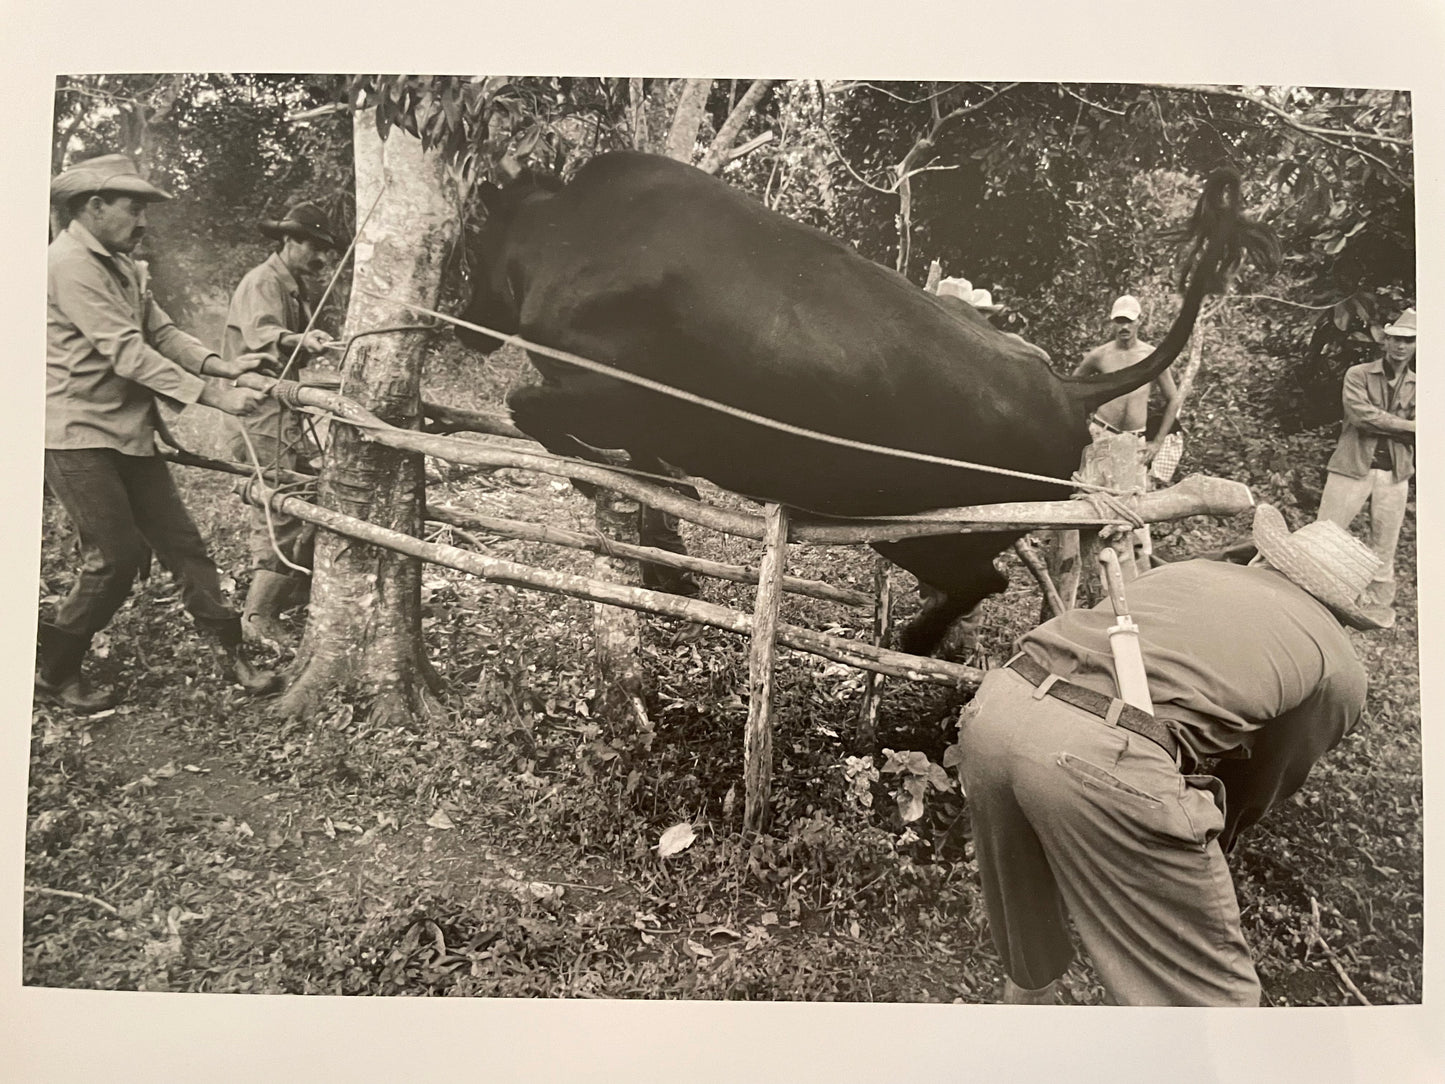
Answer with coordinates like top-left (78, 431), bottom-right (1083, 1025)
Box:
top-left (744, 504), bottom-right (789, 834)
top-left (426, 502), bottom-right (872, 609)
top-left (240, 482), bottom-right (985, 688)
top-left (222, 376), bottom-right (1258, 831)
top-left (237, 377), bottom-right (1255, 543)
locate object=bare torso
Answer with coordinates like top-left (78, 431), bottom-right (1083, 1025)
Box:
top-left (1078, 339), bottom-right (1156, 431)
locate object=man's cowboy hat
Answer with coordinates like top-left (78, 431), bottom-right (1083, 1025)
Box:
top-left (937, 276), bottom-right (974, 301)
top-left (1251, 503), bottom-right (1390, 630)
top-left (50, 153), bottom-right (172, 203)
top-left (260, 203), bottom-right (339, 250)
top-left (1109, 295), bottom-right (1142, 321)
top-left (938, 277), bottom-right (1003, 313)
top-left (966, 288), bottom-right (1002, 313)
top-left (1383, 308), bottom-right (1417, 338)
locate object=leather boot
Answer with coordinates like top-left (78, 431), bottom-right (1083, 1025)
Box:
top-left (34, 624), bottom-right (117, 712)
top-left (200, 616), bottom-right (283, 696)
top-left (242, 570), bottom-right (299, 644)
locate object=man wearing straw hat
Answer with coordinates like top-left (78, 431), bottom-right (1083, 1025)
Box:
top-left (41, 153), bottom-right (278, 710)
top-left (1315, 307), bottom-right (1416, 628)
top-left (223, 202), bottom-right (340, 643)
top-left (956, 505), bottom-right (1387, 1005)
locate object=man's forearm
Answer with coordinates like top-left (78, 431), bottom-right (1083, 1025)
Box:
top-left (1342, 374), bottom-right (1415, 437)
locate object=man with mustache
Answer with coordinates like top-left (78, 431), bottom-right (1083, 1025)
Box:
top-left (222, 203), bottom-right (340, 643)
top-left (42, 153), bottom-right (278, 710)
top-left (1073, 295), bottom-right (1185, 566)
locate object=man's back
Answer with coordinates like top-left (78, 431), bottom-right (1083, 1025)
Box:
top-left (1022, 559), bottom-right (1365, 758)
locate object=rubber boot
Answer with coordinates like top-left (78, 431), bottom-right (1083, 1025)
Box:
top-left (242, 570), bottom-right (299, 644)
top-left (34, 624), bottom-right (117, 712)
top-left (200, 616), bottom-right (283, 695)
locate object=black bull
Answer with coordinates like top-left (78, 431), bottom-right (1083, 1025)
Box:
top-left (456, 151), bottom-right (1274, 654)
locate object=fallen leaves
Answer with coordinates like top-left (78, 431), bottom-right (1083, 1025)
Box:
top-left (655, 822), bottom-right (697, 858)
top-left (426, 809), bottom-right (457, 831)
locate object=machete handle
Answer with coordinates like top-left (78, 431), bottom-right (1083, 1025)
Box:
top-left (1097, 548), bottom-right (1131, 619)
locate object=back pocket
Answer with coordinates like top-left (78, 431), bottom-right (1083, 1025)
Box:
top-left (1057, 752), bottom-right (1165, 806)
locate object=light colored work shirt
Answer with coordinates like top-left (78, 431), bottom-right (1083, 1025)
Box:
top-left (222, 252), bottom-right (311, 372)
top-left (46, 220), bottom-right (211, 454)
top-left (1020, 559), bottom-right (1367, 848)
top-left (222, 251), bottom-right (321, 459)
top-left (1326, 359), bottom-right (1416, 482)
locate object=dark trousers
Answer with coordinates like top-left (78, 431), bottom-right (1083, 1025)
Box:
top-left (44, 448), bottom-right (236, 638)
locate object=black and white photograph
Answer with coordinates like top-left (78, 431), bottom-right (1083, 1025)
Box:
top-left (5, 2), bottom-right (1443, 1080)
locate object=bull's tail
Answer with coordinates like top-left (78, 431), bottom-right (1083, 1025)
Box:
top-left (1063, 168), bottom-right (1280, 415)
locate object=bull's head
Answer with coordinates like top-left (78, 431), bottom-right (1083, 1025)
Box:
top-left (456, 169), bottom-right (562, 354)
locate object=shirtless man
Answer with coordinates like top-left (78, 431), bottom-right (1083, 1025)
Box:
top-left (1073, 295), bottom-right (1182, 465)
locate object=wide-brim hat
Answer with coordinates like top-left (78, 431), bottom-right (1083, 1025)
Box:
top-left (966, 288), bottom-right (1002, 313)
top-left (936, 276), bottom-right (974, 301)
top-left (1251, 504), bottom-right (1389, 630)
top-left (260, 202), bottom-right (339, 250)
top-left (1383, 307), bottom-right (1417, 337)
top-left (50, 153), bottom-right (172, 203)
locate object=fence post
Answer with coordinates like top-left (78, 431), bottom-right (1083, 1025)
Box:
top-left (744, 503), bottom-right (789, 835)
top-left (855, 557), bottom-right (892, 752)
top-left (1079, 432), bottom-right (1150, 582)
top-left (592, 491), bottom-right (646, 723)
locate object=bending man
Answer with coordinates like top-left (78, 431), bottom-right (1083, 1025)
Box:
top-left (957, 504), bottom-right (1385, 1005)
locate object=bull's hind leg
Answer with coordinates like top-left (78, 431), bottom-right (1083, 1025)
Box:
top-left (873, 534), bottom-right (1018, 657)
top-left (633, 457), bottom-right (701, 598)
top-left (508, 382), bottom-right (702, 597)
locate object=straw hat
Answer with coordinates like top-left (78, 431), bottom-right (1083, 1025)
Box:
top-left (1251, 504), bottom-right (1389, 630)
top-left (965, 288), bottom-right (1002, 313)
top-left (937, 276), bottom-right (974, 301)
top-left (50, 153), bottom-right (172, 203)
top-left (938, 277), bottom-right (1003, 313)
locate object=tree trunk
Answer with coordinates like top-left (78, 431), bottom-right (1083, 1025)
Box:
top-left (697, 80), bottom-right (775, 175)
top-left (275, 114), bottom-right (453, 726)
top-left (663, 79), bottom-right (714, 162)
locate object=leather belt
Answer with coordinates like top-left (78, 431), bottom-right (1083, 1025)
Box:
top-left (1006, 655), bottom-right (1180, 763)
top-left (1088, 413), bottom-right (1145, 437)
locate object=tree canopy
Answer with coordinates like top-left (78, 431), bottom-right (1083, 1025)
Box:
top-left (51, 73), bottom-right (1414, 428)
